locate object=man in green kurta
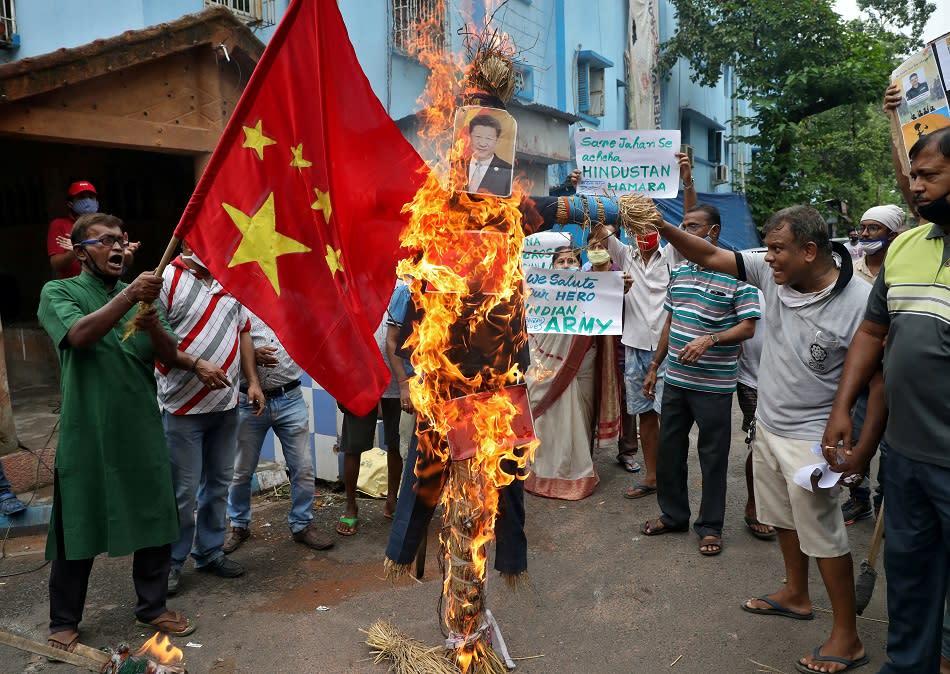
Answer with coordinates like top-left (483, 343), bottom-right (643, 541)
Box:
top-left (38, 213), bottom-right (200, 652)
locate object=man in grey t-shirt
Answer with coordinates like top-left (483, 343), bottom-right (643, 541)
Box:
top-left (654, 205), bottom-right (876, 674)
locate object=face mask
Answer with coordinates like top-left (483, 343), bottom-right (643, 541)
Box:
top-left (858, 238), bottom-right (889, 255)
top-left (71, 198), bottom-right (99, 215)
top-left (636, 232), bottom-right (659, 252)
top-left (587, 249), bottom-right (611, 266)
top-left (182, 253), bottom-right (207, 269)
top-left (565, 266), bottom-right (580, 271)
top-left (917, 191), bottom-right (950, 226)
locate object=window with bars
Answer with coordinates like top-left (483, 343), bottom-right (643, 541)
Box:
top-left (204, 0), bottom-right (275, 28)
top-left (0, 0), bottom-right (16, 47)
top-left (576, 51), bottom-right (612, 119)
top-left (392, 0), bottom-right (446, 55)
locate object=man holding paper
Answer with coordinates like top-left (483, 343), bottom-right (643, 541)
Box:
top-left (653, 204), bottom-right (877, 674)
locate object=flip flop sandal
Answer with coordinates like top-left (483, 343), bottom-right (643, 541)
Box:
top-left (135, 610), bottom-right (196, 637)
top-left (47, 630), bottom-right (79, 655)
top-left (741, 595), bottom-right (815, 620)
top-left (744, 515), bottom-right (777, 540)
top-left (794, 647), bottom-right (869, 673)
top-left (336, 516), bottom-right (359, 536)
top-left (641, 518), bottom-right (688, 536)
top-left (616, 453), bottom-right (641, 473)
top-left (623, 483), bottom-right (656, 499)
top-left (699, 535), bottom-right (722, 556)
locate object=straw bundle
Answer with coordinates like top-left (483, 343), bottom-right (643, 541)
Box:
top-left (364, 621), bottom-right (457, 674)
top-left (616, 194), bottom-right (661, 238)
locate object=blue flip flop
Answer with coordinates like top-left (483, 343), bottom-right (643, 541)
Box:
top-left (741, 595), bottom-right (815, 620)
top-left (794, 646), bottom-right (869, 673)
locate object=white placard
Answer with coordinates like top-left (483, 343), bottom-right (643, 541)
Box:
top-left (574, 129), bottom-right (681, 198)
top-left (521, 231), bottom-right (573, 269)
top-left (524, 268), bottom-right (623, 335)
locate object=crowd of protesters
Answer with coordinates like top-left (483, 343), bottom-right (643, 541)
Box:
top-left (21, 82), bottom-right (950, 673)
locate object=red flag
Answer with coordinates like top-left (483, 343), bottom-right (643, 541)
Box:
top-left (175, 0), bottom-right (426, 415)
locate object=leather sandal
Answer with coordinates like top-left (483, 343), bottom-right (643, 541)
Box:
top-left (135, 610), bottom-right (196, 637)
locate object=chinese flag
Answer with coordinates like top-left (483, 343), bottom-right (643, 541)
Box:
top-left (175, 0), bottom-right (426, 415)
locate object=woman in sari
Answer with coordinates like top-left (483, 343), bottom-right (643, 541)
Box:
top-left (525, 242), bottom-right (630, 500)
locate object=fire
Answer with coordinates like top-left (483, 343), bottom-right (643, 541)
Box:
top-left (135, 632), bottom-right (184, 665)
top-left (397, 4), bottom-right (540, 672)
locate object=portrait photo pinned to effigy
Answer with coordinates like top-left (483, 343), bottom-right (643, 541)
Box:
top-left (452, 106), bottom-right (516, 198)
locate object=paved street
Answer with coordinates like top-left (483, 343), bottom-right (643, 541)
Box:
top-left (0, 403), bottom-right (888, 673)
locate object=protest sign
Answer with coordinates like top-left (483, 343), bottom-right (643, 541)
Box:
top-left (891, 32), bottom-right (950, 159)
top-left (574, 129), bottom-right (681, 198)
top-left (522, 231), bottom-right (574, 269)
top-left (524, 268), bottom-right (623, 335)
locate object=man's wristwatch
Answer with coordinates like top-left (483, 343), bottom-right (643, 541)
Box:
top-left (709, 334), bottom-right (720, 346)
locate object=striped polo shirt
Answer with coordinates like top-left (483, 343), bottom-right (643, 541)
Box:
top-left (664, 261), bottom-right (761, 394)
top-left (156, 257), bottom-right (250, 415)
top-left (867, 222), bottom-right (950, 468)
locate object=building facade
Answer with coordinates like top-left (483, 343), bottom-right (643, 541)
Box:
top-left (0, 0), bottom-right (752, 478)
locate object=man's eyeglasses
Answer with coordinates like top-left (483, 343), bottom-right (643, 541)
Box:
top-left (78, 235), bottom-right (129, 248)
top-left (682, 222), bottom-right (710, 233)
top-left (859, 223), bottom-right (888, 236)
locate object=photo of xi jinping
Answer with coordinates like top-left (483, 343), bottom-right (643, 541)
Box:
top-left (455, 108), bottom-right (516, 198)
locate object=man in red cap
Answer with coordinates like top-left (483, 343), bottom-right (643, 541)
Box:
top-left (47, 182), bottom-right (99, 279)
top-left (46, 182), bottom-right (140, 279)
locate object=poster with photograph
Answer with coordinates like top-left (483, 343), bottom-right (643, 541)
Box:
top-left (452, 106), bottom-right (517, 198)
top-left (891, 35), bottom-right (950, 155)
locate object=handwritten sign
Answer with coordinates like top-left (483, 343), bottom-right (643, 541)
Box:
top-left (574, 129), bottom-right (681, 198)
top-left (524, 268), bottom-right (623, 335)
top-left (522, 231), bottom-right (573, 269)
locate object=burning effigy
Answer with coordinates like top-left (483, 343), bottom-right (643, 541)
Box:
top-left (371, 14), bottom-right (540, 674)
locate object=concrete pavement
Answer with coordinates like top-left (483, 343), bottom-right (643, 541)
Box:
top-left (0, 405), bottom-right (888, 673)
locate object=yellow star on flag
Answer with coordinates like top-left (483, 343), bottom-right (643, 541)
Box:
top-left (311, 188), bottom-right (332, 223)
top-left (290, 143), bottom-right (313, 168)
top-left (325, 244), bottom-right (344, 277)
top-left (223, 193), bottom-right (312, 294)
top-left (242, 120), bottom-right (276, 160)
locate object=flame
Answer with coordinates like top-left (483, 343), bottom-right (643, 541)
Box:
top-left (135, 632), bottom-right (183, 665)
top-left (398, 3), bottom-right (540, 671)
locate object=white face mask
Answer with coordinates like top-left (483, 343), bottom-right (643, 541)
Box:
top-left (858, 238), bottom-right (887, 255)
top-left (587, 249), bottom-right (611, 266)
top-left (182, 253), bottom-right (207, 269)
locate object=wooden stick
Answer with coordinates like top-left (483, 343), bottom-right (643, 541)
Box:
top-left (867, 501), bottom-right (885, 567)
top-left (153, 235), bottom-right (181, 276)
top-left (887, 109), bottom-right (911, 180)
top-left (0, 630), bottom-right (109, 672)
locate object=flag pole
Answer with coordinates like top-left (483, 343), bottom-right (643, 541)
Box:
top-left (153, 235), bottom-right (181, 276)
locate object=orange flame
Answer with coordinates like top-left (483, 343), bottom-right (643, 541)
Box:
top-left (134, 632), bottom-right (183, 665)
top-left (398, 2), bottom-right (540, 671)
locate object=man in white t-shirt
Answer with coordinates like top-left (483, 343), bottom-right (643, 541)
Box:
top-left (654, 205), bottom-right (877, 674)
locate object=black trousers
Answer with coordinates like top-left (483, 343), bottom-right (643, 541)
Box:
top-left (656, 383), bottom-right (733, 538)
top-left (48, 544), bottom-right (171, 632)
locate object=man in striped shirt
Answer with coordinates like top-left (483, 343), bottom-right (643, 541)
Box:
top-left (157, 242), bottom-right (264, 595)
top-left (640, 205), bottom-right (760, 557)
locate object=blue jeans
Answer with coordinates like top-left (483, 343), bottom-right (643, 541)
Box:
top-left (0, 462), bottom-right (14, 499)
top-left (228, 388), bottom-right (314, 534)
top-left (879, 448), bottom-right (950, 673)
top-left (163, 408), bottom-right (239, 570)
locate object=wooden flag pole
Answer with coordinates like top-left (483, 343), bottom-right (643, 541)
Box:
top-left (887, 108), bottom-right (911, 180)
top-left (153, 235), bottom-right (181, 277)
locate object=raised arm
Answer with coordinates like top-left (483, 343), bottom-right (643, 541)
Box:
top-left (655, 218), bottom-right (739, 277)
top-left (884, 83), bottom-right (915, 215)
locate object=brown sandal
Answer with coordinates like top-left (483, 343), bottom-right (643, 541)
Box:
top-left (135, 610), bottom-right (196, 637)
top-left (47, 630), bottom-right (79, 653)
top-left (699, 535), bottom-right (722, 556)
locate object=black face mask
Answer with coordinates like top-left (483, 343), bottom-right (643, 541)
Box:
top-left (80, 247), bottom-right (115, 282)
top-left (917, 190), bottom-right (950, 226)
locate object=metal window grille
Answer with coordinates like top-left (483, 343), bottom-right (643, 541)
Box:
top-left (0, 0), bottom-right (16, 45)
top-left (204, 0), bottom-right (275, 29)
top-left (392, 0), bottom-right (445, 55)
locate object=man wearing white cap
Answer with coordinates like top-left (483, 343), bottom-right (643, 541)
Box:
top-left (840, 204), bottom-right (906, 526)
top-left (853, 205), bottom-right (907, 284)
